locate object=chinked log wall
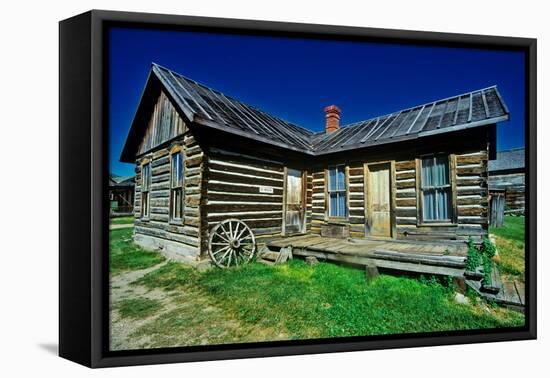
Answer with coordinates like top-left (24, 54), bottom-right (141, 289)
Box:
top-left (395, 149), bottom-right (489, 240)
top-left (134, 132), bottom-right (204, 258)
top-left (305, 172), bottom-right (313, 233)
top-left (348, 164), bottom-right (367, 238)
top-left (310, 148), bottom-right (489, 241)
top-left (311, 170), bottom-right (325, 235)
top-left (205, 148), bottom-right (285, 241)
top-left (489, 172), bottom-right (525, 211)
top-left (310, 163), bottom-right (367, 238)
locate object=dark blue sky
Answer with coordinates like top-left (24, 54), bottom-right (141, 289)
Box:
top-left (109, 27), bottom-right (525, 177)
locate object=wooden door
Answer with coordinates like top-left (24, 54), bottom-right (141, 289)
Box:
top-left (284, 169), bottom-right (305, 234)
top-left (367, 163), bottom-right (392, 237)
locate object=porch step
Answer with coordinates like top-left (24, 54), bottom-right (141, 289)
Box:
top-left (261, 251), bottom-right (280, 262)
top-left (257, 245), bottom-right (293, 266)
top-left (464, 262), bottom-right (525, 310)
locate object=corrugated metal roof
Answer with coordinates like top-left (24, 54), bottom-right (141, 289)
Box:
top-left (153, 64), bottom-right (315, 152)
top-left (109, 174), bottom-right (135, 187)
top-left (123, 64), bottom-right (510, 159)
top-left (489, 148), bottom-right (525, 172)
top-left (312, 86), bottom-right (509, 154)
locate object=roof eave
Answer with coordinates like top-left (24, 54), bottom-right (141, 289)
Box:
top-left (193, 116), bottom-right (316, 155)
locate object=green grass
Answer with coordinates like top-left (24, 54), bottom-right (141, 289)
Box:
top-left (135, 260), bottom-right (524, 339)
top-left (490, 215), bottom-right (525, 243)
top-left (110, 216), bottom-right (135, 225)
top-left (490, 215), bottom-right (525, 281)
top-left (117, 298), bottom-right (162, 319)
top-left (110, 228), bottom-right (165, 275)
top-left (133, 261), bottom-right (199, 290)
top-left (111, 230), bottom-right (523, 347)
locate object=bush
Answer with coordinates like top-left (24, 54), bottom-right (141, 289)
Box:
top-left (465, 237), bottom-right (480, 272)
top-left (464, 237), bottom-right (497, 286)
top-left (480, 238), bottom-right (497, 285)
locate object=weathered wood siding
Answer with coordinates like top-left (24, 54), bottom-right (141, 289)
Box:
top-left (205, 148), bottom-right (285, 240)
top-left (137, 91), bottom-right (187, 156)
top-left (134, 131), bottom-right (205, 258)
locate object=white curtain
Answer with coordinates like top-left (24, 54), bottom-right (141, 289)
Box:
top-left (422, 156), bottom-right (450, 221)
top-left (329, 165), bottom-right (346, 217)
top-left (329, 168), bottom-right (336, 190)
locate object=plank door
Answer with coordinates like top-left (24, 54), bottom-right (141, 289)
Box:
top-left (284, 169), bottom-right (305, 234)
top-left (366, 163), bottom-right (392, 237)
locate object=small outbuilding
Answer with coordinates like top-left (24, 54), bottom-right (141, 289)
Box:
top-left (488, 148), bottom-right (525, 213)
top-left (120, 63), bottom-right (510, 267)
top-left (109, 174), bottom-right (135, 216)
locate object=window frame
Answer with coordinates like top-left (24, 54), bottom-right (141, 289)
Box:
top-left (169, 145), bottom-right (185, 224)
top-left (416, 153), bottom-right (457, 225)
top-left (140, 160), bottom-right (152, 220)
top-left (326, 164), bottom-right (348, 219)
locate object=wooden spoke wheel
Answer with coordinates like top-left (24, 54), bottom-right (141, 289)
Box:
top-left (208, 219), bottom-right (256, 268)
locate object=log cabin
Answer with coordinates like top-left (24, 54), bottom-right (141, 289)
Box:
top-left (108, 174), bottom-right (135, 216)
top-left (489, 147), bottom-right (525, 213)
top-left (120, 63), bottom-right (510, 269)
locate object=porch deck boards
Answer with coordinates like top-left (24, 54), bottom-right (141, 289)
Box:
top-left (268, 235), bottom-right (468, 256)
top-left (266, 234), bottom-right (469, 277)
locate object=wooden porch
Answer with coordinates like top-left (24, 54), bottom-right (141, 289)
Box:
top-left (265, 234), bottom-right (469, 277)
top-left (264, 234), bottom-right (525, 310)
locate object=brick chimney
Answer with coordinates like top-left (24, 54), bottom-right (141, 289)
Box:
top-left (324, 105), bottom-right (341, 134)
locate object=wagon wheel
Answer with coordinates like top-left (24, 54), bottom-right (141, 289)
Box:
top-left (208, 219), bottom-right (256, 268)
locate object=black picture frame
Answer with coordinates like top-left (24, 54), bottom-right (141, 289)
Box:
top-left (59, 9), bottom-right (537, 368)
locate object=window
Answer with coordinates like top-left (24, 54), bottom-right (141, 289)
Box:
top-left (170, 151), bottom-right (184, 220)
top-left (141, 162), bottom-right (151, 218)
top-left (328, 165), bottom-right (347, 217)
top-left (420, 155), bottom-right (452, 222)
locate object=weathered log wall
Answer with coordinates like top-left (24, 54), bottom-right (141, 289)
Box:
top-left (348, 163), bottom-right (366, 238)
top-left (310, 163), bottom-right (366, 238)
top-left (205, 148), bottom-right (285, 240)
top-left (394, 149), bottom-right (489, 241)
top-left (133, 131), bottom-right (205, 259)
top-left (311, 170), bottom-right (325, 235)
top-left (308, 147), bottom-right (490, 242)
top-left (489, 172), bottom-right (525, 211)
top-left (305, 171), bottom-right (313, 233)
top-left (455, 149), bottom-right (490, 238)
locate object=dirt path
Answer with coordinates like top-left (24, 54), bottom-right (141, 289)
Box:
top-left (110, 261), bottom-right (288, 351)
top-left (110, 261), bottom-right (171, 350)
top-left (109, 223), bottom-right (134, 230)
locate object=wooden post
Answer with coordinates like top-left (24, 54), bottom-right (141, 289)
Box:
top-left (490, 191), bottom-right (505, 228)
top-left (365, 263), bottom-right (380, 282)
